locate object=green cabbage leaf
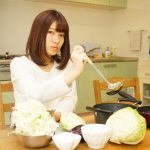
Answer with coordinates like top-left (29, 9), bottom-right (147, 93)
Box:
top-left (106, 107), bottom-right (146, 145)
top-left (60, 112), bottom-right (86, 130)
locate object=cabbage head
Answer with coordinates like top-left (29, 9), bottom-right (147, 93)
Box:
top-left (106, 107), bottom-right (146, 145)
top-left (60, 112), bottom-right (86, 130)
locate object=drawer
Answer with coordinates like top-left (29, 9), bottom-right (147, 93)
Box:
top-left (138, 65), bottom-right (150, 79)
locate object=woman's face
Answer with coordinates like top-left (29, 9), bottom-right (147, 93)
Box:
top-left (46, 22), bottom-right (65, 56)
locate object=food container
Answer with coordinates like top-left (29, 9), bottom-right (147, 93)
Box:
top-left (81, 124), bottom-right (112, 149)
top-left (86, 91), bottom-right (150, 128)
top-left (52, 132), bottom-right (81, 150)
top-left (86, 91), bottom-right (138, 124)
top-left (86, 103), bottom-right (136, 124)
top-left (16, 134), bottom-right (51, 148)
top-left (138, 106), bottom-right (150, 128)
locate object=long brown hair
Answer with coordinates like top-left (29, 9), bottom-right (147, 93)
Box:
top-left (26, 10), bottom-right (70, 70)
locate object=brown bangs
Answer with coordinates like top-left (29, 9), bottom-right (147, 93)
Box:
top-left (55, 19), bottom-right (68, 34)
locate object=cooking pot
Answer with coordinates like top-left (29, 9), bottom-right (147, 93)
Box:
top-left (118, 92), bottom-right (150, 128)
top-left (137, 106), bottom-right (150, 128)
top-left (86, 103), bottom-right (136, 124)
top-left (86, 91), bottom-right (150, 127)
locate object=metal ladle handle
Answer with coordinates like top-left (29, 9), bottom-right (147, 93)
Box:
top-left (79, 43), bottom-right (110, 84)
top-left (86, 57), bottom-right (110, 84)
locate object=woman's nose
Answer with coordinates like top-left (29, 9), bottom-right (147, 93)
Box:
top-left (53, 33), bottom-right (59, 43)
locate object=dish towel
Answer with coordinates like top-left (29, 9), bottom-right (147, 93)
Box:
top-left (129, 30), bottom-right (142, 51)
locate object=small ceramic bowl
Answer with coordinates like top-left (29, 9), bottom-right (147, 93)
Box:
top-left (52, 132), bottom-right (81, 150)
top-left (81, 124), bottom-right (112, 149)
top-left (16, 134), bottom-right (51, 148)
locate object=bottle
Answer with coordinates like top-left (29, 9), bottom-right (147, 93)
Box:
top-left (105, 47), bottom-right (111, 58)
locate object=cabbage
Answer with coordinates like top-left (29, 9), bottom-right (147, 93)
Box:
top-left (11, 100), bottom-right (59, 136)
top-left (60, 112), bottom-right (86, 130)
top-left (106, 107), bottom-right (146, 145)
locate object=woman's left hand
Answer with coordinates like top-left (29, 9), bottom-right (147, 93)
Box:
top-left (52, 111), bottom-right (61, 122)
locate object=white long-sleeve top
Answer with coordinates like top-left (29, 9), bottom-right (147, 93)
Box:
top-left (10, 56), bottom-right (78, 113)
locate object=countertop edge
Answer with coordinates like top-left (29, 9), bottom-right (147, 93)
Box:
top-left (92, 57), bottom-right (139, 62)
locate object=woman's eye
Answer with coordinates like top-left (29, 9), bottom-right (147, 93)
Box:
top-left (59, 33), bottom-right (65, 38)
top-left (48, 31), bottom-right (54, 34)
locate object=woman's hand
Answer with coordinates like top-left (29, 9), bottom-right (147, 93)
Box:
top-left (64, 45), bottom-right (88, 86)
top-left (52, 111), bottom-right (61, 122)
top-left (71, 45), bottom-right (88, 74)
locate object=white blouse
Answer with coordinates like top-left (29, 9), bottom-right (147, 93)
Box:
top-left (10, 56), bottom-right (78, 113)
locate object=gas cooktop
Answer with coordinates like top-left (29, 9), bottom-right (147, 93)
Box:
top-left (0, 55), bottom-right (19, 60)
top-left (0, 52), bottom-right (23, 60)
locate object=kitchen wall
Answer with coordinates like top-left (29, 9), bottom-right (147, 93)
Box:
top-left (113, 0), bottom-right (150, 62)
top-left (0, 0), bottom-right (113, 55)
top-left (1, 0), bottom-right (150, 61)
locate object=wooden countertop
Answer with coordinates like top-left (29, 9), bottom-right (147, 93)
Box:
top-left (0, 112), bottom-right (150, 150)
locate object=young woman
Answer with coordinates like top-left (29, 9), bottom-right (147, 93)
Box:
top-left (10, 10), bottom-right (87, 121)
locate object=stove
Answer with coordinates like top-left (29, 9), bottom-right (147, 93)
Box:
top-left (0, 52), bottom-right (22, 60)
top-left (0, 53), bottom-right (23, 81)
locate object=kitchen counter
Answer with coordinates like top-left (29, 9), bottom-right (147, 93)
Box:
top-left (0, 112), bottom-right (150, 150)
top-left (0, 60), bottom-right (12, 64)
top-left (0, 56), bottom-right (138, 64)
top-left (92, 56), bottom-right (138, 62)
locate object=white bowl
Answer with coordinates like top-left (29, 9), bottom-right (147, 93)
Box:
top-left (52, 132), bottom-right (81, 150)
top-left (81, 124), bottom-right (112, 149)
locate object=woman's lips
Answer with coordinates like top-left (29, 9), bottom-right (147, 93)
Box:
top-left (51, 46), bottom-right (58, 50)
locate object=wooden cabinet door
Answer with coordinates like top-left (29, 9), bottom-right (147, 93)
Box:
top-left (106, 62), bottom-right (137, 78)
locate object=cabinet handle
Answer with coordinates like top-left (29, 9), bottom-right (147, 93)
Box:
top-left (103, 64), bottom-right (117, 68)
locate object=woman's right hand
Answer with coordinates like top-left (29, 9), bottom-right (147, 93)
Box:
top-left (71, 45), bottom-right (88, 76)
top-left (64, 45), bottom-right (88, 86)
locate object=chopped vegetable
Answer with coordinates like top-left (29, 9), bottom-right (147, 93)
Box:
top-left (11, 100), bottom-right (59, 136)
top-left (106, 107), bottom-right (146, 145)
top-left (60, 112), bottom-right (86, 131)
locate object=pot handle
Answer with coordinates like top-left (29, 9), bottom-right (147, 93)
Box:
top-left (86, 106), bottom-right (112, 113)
top-left (118, 98), bottom-right (142, 105)
top-left (86, 106), bottom-right (95, 112)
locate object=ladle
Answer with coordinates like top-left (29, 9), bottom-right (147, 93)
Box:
top-left (86, 57), bottom-right (124, 93)
top-left (71, 42), bottom-right (124, 93)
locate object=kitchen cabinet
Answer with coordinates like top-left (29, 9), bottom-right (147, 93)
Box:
top-left (138, 64), bottom-right (150, 105)
top-left (64, 0), bottom-right (90, 3)
top-left (75, 61), bottom-right (138, 113)
top-left (89, 0), bottom-right (109, 6)
top-left (63, 0), bottom-right (127, 8)
top-left (109, 0), bottom-right (127, 8)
